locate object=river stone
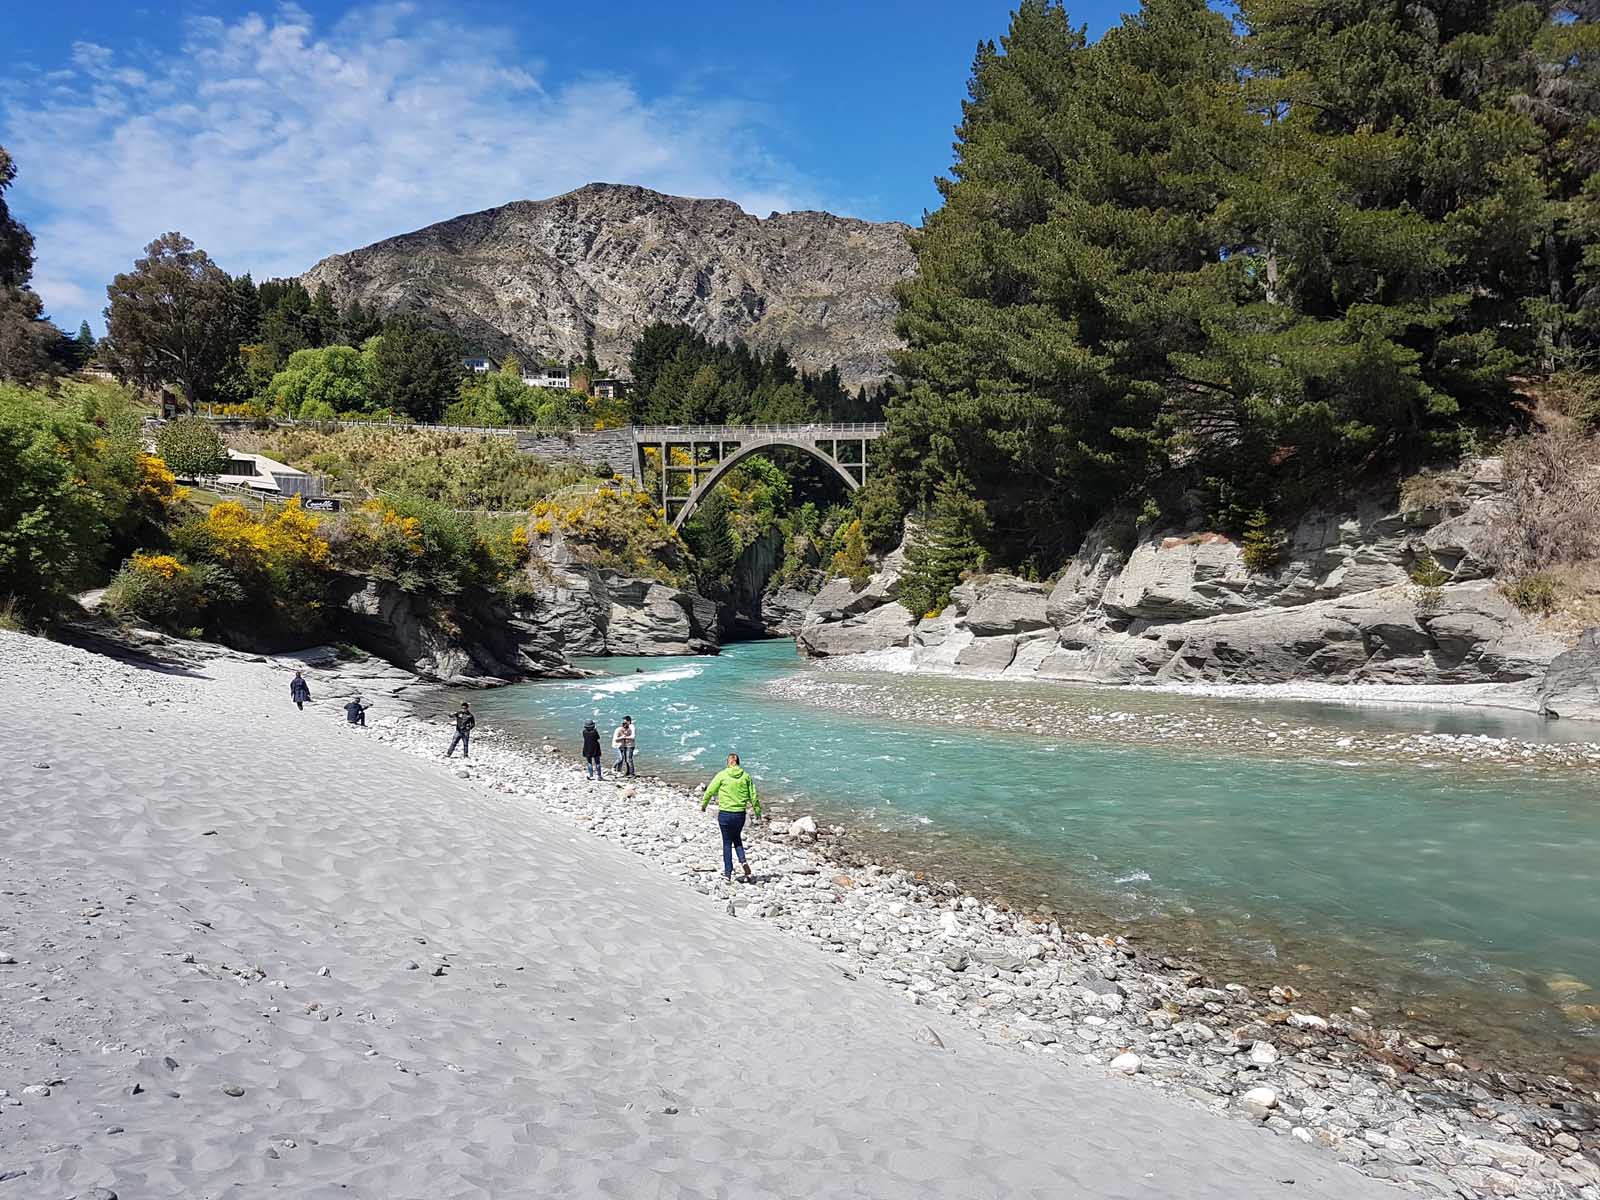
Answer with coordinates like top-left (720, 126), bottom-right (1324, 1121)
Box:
top-left (1288, 1012), bottom-right (1330, 1031)
top-left (1110, 1052), bottom-right (1142, 1075)
top-left (1249, 1040), bottom-right (1280, 1066)
top-left (1241, 1086), bottom-right (1279, 1117)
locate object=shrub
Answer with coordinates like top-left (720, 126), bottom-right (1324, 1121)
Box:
top-left (103, 551), bottom-right (206, 629)
top-left (1409, 548), bottom-right (1449, 611)
top-left (1490, 426), bottom-right (1600, 577)
top-left (173, 498), bottom-right (331, 633)
top-left (232, 426), bottom-right (587, 509)
top-left (529, 482), bottom-right (689, 584)
top-left (1239, 508), bottom-right (1280, 573)
top-left (156, 416), bottom-right (230, 480)
top-left (0, 385), bottom-right (129, 618)
top-left (1504, 573), bottom-right (1559, 616)
top-left (1398, 470), bottom-right (1457, 515)
top-left (829, 518), bottom-right (870, 589)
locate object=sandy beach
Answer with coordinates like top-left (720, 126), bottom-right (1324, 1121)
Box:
top-left (0, 630), bottom-right (1416, 1198)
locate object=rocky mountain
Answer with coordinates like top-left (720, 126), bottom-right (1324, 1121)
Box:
top-left (301, 183), bottom-right (916, 389)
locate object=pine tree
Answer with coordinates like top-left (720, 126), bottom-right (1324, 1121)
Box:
top-left (897, 483), bottom-right (989, 617)
top-left (884, 0), bottom-right (1597, 564)
top-left (686, 491), bottom-right (737, 583)
top-left (1239, 508), bottom-right (1279, 572)
top-left (73, 321), bottom-right (95, 364)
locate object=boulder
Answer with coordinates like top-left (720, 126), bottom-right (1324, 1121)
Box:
top-left (1534, 629), bottom-right (1600, 721)
top-left (797, 601), bottom-right (917, 657)
top-left (947, 576), bottom-right (1052, 637)
top-left (602, 577), bottom-right (720, 656)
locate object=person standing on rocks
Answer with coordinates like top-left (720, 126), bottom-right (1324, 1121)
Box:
top-left (700, 752), bottom-right (761, 882)
top-left (344, 696), bottom-right (370, 726)
top-left (612, 716), bottom-right (636, 777)
top-left (581, 719), bottom-right (604, 780)
top-left (290, 671), bottom-right (311, 710)
top-left (447, 702), bottom-right (475, 758)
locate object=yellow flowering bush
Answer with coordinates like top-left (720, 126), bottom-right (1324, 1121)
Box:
top-left (528, 483), bottom-right (688, 584)
top-left (104, 551), bottom-right (206, 630)
top-left (135, 454), bottom-right (186, 511)
top-left (171, 498), bottom-right (332, 633)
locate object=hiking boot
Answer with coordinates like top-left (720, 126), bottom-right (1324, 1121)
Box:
top-left (741, 862), bottom-right (753, 880)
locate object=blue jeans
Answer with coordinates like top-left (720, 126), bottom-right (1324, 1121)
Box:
top-left (585, 756), bottom-right (603, 779)
top-left (447, 731), bottom-right (470, 757)
top-left (717, 809), bottom-right (747, 877)
top-left (614, 745), bottom-right (635, 776)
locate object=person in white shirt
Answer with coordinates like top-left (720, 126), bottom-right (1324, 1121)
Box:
top-left (611, 716), bottom-right (637, 777)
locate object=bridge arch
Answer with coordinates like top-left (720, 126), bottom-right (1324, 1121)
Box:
top-left (669, 439), bottom-right (860, 530)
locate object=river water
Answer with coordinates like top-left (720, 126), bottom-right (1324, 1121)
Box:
top-left (467, 639), bottom-right (1600, 1079)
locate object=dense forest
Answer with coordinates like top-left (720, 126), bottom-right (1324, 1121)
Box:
top-left (626, 324), bottom-right (888, 424)
top-left (874, 0), bottom-right (1600, 576)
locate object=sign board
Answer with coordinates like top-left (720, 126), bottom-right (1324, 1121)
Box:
top-left (302, 497), bottom-right (341, 512)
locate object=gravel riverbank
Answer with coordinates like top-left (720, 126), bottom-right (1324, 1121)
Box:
top-left (2, 628), bottom-right (1596, 1198)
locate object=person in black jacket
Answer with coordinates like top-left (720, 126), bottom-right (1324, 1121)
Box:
top-left (581, 719), bottom-right (604, 780)
top-left (446, 703), bottom-right (475, 758)
top-left (289, 671), bottom-right (311, 710)
top-left (344, 696), bottom-right (370, 726)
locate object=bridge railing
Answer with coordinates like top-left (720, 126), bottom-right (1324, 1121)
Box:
top-left (632, 422), bottom-right (887, 441)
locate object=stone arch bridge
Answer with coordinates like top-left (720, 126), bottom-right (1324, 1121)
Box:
top-left (629, 424), bottom-right (886, 528)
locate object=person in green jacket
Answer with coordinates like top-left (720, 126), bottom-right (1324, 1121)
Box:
top-left (701, 753), bottom-right (761, 881)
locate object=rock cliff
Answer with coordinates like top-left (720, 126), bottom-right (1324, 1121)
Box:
top-left (523, 533), bottom-right (720, 658)
top-left (332, 575), bottom-right (579, 685)
top-left (301, 183), bottom-right (915, 390)
top-left (795, 459), bottom-right (1594, 707)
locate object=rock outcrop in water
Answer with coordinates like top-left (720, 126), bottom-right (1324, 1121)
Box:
top-left (797, 458), bottom-right (1595, 703)
top-left (333, 575), bottom-right (578, 684)
top-left (300, 183), bottom-right (915, 390)
top-left (524, 534), bottom-right (720, 658)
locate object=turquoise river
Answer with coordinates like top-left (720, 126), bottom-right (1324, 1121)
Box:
top-left (465, 639), bottom-right (1600, 1079)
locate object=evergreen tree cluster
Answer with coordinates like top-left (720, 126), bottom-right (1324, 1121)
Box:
top-left (626, 322), bottom-right (889, 425)
top-left (883, 0), bottom-right (1600, 570)
top-left (0, 145), bottom-right (94, 383)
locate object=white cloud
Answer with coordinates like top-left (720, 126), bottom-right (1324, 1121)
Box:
top-left (2, 3), bottom-right (821, 328)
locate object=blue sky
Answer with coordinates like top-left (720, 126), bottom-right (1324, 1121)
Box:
top-left (2, 1), bottom-right (1125, 331)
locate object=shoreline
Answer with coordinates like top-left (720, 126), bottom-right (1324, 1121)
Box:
top-left (5, 629), bottom-right (1597, 1198)
top-left (407, 675), bottom-right (1599, 1198)
top-left (824, 643), bottom-right (1579, 720)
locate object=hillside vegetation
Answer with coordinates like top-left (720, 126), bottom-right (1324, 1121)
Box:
top-left (876, 0), bottom-right (1600, 594)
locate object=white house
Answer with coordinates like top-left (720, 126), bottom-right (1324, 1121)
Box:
top-left (463, 356), bottom-right (495, 374)
top-left (522, 367), bottom-right (571, 390)
top-left (213, 450), bottom-right (321, 497)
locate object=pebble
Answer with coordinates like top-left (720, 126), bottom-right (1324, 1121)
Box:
top-left (21, 1084), bottom-right (50, 1098)
top-left (0, 953), bottom-right (14, 965)
top-left (221, 1084), bottom-right (245, 1097)
top-left (1248, 1041), bottom-right (1279, 1066)
top-left (1110, 1052), bottom-right (1142, 1075)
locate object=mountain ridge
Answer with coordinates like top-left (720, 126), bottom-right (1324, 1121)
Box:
top-left (300, 183), bottom-right (916, 389)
